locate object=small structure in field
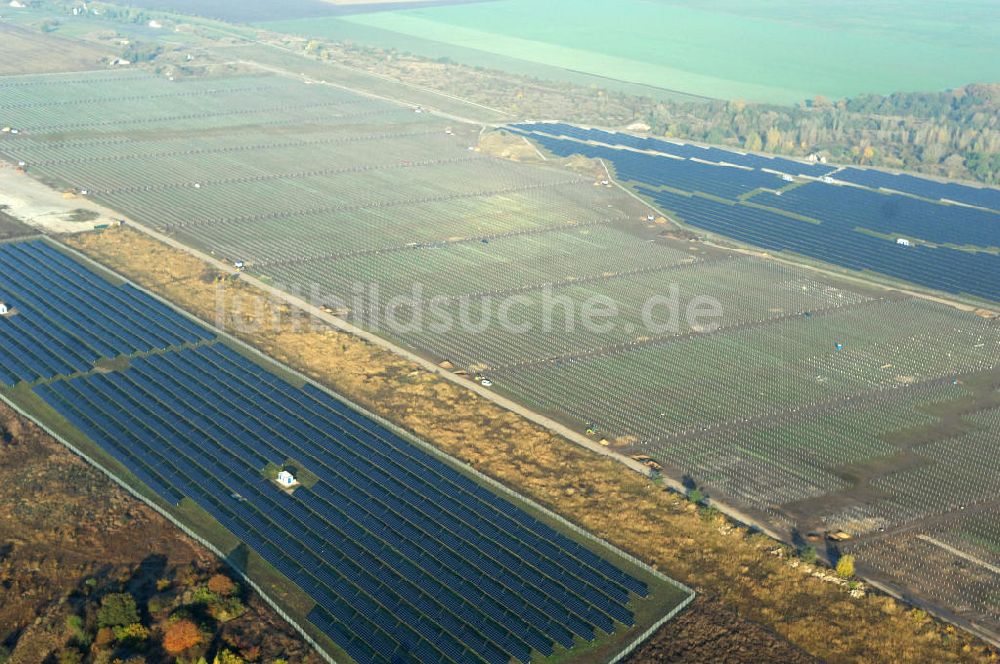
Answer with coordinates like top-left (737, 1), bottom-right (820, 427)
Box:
top-left (895, 237), bottom-right (912, 247)
top-left (0, 302), bottom-right (8, 316)
top-left (276, 470), bottom-right (298, 488)
top-left (234, 260), bottom-right (245, 271)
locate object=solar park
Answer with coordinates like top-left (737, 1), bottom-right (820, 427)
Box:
top-left (2, 68), bottom-right (1000, 641)
top-left (0, 238), bottom-right (692, 663)
top-left (510, 123), bottom-right (1000, 304)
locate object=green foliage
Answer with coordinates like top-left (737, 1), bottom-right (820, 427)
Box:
top-left (66, 614), bottom-right (91, 647)
top-left (687, 488), bottom-right (704, 504)
top-left (57, 648), bottom-right (83, 664)
top-left (800, 546), bottom-right (818, 565)
top-left (122, 42), bottom-right (163, 64)
top-left (214, 649), bottom-right (245, 664)
top-left (191, 585), bottom-right (219, 605)
top-left (113, 622), bottom-right (150, 644)
top-left (836, 554), bottom-right (856, 579)
top-left (148, 596), bottom-right (166, 616)
top-left (97, 592), bottom-right (139, 628)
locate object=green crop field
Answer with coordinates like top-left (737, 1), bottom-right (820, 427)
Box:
top-left (2, 65), bottom-right (999, 639)
top-left (258, 0), bottom-right (1000, 104)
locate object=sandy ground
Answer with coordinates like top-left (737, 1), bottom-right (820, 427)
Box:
top-left (0, 164), bottom-right (121, 233)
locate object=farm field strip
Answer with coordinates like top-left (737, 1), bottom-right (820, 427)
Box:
top-left (0, 239), bottom-right (688, 664)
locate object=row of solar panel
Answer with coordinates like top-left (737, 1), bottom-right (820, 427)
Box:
top-left (32, 341), bottom-right (646, 663)
top-left (0, 240), bottom-right (212, 385)
top-left (203, 346), bottom-right (644, 597)
top-left (525, 133), bottom-right (785, 199)
top-left (754, 183), bottom-right (1000, 249)
top-left (37, 368), bottom-right (509, 664)
top-left (177, 346), bottom-right (641, 609)
top-left (510, 123), bottom-right (837, 178)
top-left (641, 188), bottom-right (1000, 302)
top-left (834, 167), bottom-right (1000, 212)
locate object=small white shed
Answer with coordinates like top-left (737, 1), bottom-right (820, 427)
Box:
top-left (896, 238), bottom-right (912, 247)
top-left (276, 470), bottom-right (297, 487)
top-left (0, 302), bottom-right (8, 316)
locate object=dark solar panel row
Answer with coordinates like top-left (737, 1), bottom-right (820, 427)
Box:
top-left (641, 188), bottom-right (1000, 302)
top-left (30, 335), bottom-right (646, 663)
top-left (834, 168), bottom-right (1000, 212)
top-left (0, 240), bottom-right (213, 385)
top-left (510, 123), bottom-right (836, 177)
top-left (755, 182), bottom-right (1000, 249)
top-left (524, 132), bottom-right (785, 199)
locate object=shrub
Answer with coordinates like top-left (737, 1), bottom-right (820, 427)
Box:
top-left (66, 614), bottom-right (91, 646)
top-left (97, 592), bottom-right (139, 628)
top-left (800, 546), bottom-right (818, 564)
top-left (836, 554), bottom-right (856, 579)
top-left (94, 627), bottom-right (115, 647)
top-left (214, 649), bottom-right (245, 664)
top-left (56, 649), bottom-right (82, 664)
top-left (163, 618), bottom-right (201, 654)
top-left (207, 574), bottom-right (236, 597)
top-left (113, 622), bottom-right (150, 644)
top-left (191, 585), bottom-right (219, 605)
top-left (687, 488), bottom-right (704, 504)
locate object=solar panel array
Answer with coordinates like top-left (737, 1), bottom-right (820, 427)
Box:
top-left (0, 241), bottom-right (654, 664)
top-left (638, 187), bottom-right (1000, 302)
top-left (755, 183), bottom-right (1000, 248)
top-left (511, 122), bottom-right (836, 177)
top-left (834, 167), bottom-right (1000, 212)
top-left (511, 125), bottom-right (1000, 304)
top-left (0, 240), bottom-right (213, 385)
top-left (524, 131), bottom-right (786, 199)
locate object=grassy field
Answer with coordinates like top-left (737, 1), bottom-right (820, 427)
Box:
top-left (258, 0), bottom-right (1000, 104)
top-left (0, 24), bottom-right (106, 75)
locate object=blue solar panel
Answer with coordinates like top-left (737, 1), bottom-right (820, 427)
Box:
top-left (28, 337), bottom-right (647, 662)
top-left (0, 240), bottom-right (215, 386)
top-left (834, 168), bottom-right (1000, 212)
top-left (641, 187), bottom-right (1000, 302)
